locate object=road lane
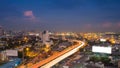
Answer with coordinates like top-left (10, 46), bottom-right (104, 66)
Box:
top-left (30, 40), bottom-right (84, 68)
top-left (41, 41), bottom-right (85, 68)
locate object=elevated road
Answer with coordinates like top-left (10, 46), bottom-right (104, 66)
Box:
top-left (31, 40), bottom-right (85, 68)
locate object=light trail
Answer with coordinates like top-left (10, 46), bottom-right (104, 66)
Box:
top-left (40, 41), bottom-right (84, 68)
top-left (30, 40), bottom-right (85, 68)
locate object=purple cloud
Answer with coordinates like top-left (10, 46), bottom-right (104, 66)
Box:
top-left (24, 11), bottom-right (35, 20)
top-left (117, 22), bottom-right (120, 27)
top-left (83, 24), bottom-right (92, 29)
top-left (102, 22), bottom-right (112, 28)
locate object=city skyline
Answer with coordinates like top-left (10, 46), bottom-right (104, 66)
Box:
top-left (0, 0), bottom-right (120, 32)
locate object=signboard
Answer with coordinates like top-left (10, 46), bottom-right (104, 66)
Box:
top-left (100, 38), bottom-right (107, 42)
top-left (63, 66), bottom-right (69, 68)
top-left (6, 50), bottom-right (18, 56)
top-left (92, 46), bottom-right (112, 54)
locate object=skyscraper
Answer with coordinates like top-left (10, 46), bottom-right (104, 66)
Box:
top-left (42, 30), bottom-right (50, 44)
top-left (0, 26), bottom-right (4, 36)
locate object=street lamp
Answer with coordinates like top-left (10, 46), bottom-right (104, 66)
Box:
top-left (22, 47), bottom-right (29, 63)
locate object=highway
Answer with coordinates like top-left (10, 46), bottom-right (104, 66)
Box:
top-left (30, 40), bottom-right (85, 68)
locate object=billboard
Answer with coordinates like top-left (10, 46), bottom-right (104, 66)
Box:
top-left (100, 38), bottom-right (107, 42)
top-left (5, 50), bottom-right (18, 56)
top-left (92, 46), bottom-right (112, 54)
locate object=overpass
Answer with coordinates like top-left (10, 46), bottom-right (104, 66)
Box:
top-left (30, 40), bottom-right (85, 68)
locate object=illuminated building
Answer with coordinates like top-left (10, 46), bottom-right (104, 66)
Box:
top-left (0, 51), bottom-right (7, 61)
top-left (118, 60), bottom-right (120, 68)
top-left (0, 26), bottom-right (4, 36)
top-left (42, 30), bottom-right (50, 44)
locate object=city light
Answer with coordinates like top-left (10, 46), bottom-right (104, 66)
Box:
top-left (0, 0), bottom-right (120, 68)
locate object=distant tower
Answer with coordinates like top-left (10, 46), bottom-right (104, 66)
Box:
top-left (0, 26), bottom-right (4, 36)
top-left (42, 30), bottom-right (49, 44)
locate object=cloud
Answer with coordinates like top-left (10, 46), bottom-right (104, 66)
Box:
top-left (84, 24), bottom-right (92, 28)
top-left (102, 22), bottom-right (112, 28)
top-left (23, 10), bottom-right (40, 23)
top-left (117, 22), bottom-right (120, 27)
top-left (24, 11), bottom-right (35, 20)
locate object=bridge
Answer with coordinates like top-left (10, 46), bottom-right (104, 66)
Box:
top-left (30, 40), bottom-right (85, 68)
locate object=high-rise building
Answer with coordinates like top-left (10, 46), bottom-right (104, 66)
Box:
top-left (118, 60), bottom-right (120, 68)
top-left (0, 51), bottom-right (7, 61)
top-left (42, 30), bottom-right (50, 44)
top-left (0, 26), bottom-right (4, 36)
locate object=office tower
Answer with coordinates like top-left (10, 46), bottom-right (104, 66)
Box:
top-left (0, 26), bottom-right (4, 36)
top-left (42, 30), bottom-right (49, 44)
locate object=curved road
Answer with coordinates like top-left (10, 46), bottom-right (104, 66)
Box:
top-left (30, 40), bottom-right (85, 68)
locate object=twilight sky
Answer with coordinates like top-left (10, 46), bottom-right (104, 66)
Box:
top-left (0, 0), bottom-right (120, 32)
